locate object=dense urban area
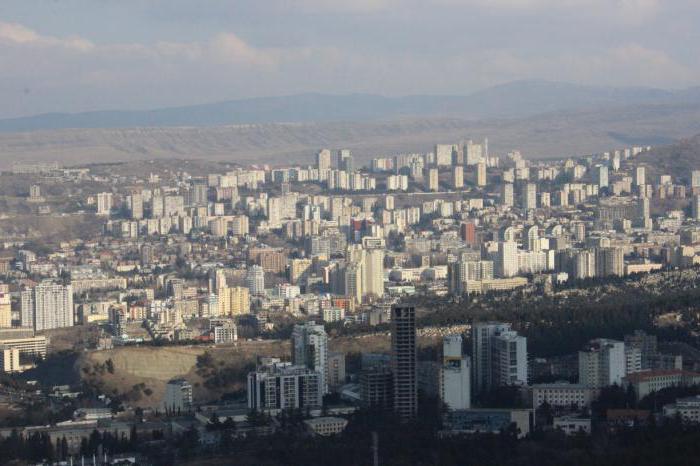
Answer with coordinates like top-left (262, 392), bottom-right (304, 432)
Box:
top-left (4, 140), bottom-right (700, 465)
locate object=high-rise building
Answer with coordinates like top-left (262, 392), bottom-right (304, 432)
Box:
top-left (498, 241), bottom-right (518, 278)
top-left (465, 140), bottom-right (484, 165)
top-left (491, 330), bottom-right (528, 387)
top-left (693, 195), bottom-right (700, 220)
top-left (391, 305), bottom-right (417, 420)
top-left (162, 379), bottom-right (193, 413)
top-left (578, 339), bottom-right (626, 389)
top-left (96, 192), bottom-right (113, 216)
top-left (476, 162), bottom-right (487, 187)
top-left (128, 193), bottom-right (144, 220)
top-left (292, 321), bottom-right (329, 393)
top-left (471, 322), bottom-right (510, 393)
top-left (502, 183), bottom-right (514, 207)
top-left (452, 166), bottom-right (464, 189)
top-left (337, 149), bottom-right (353, 172)
top-left (460, 221), bottom-right (476, 246)
top-left (635, 166), bottom-right (646, 187)
top-left (692, 170), bottom-right (700, 189)
top-left (246, 265), bottom-right (265, 296)
top-left (316, 149), bottom-right (332, 171)
top-left (247, 359), bottom-right (323, 412)
top-left (427, 168), bottom-right (439, 192)
top-left (594, 165), bottom-right (609, 189)
top-left (519, 183), bottom-right (537, 210)
top-left (435, 144), bottom-right (454, 166)
top-left (230, 286), bottom-right (250, 315)
top-left (363, 246), bottom-right (385, 299)
top-left (0, 285), bottom-right (11, 328)
top-left (21, 281), bottom-right (74, 331)
top-left (442, 335), bottom-right (471, 410)
top-left (595, 247), bottom-right (624, 277)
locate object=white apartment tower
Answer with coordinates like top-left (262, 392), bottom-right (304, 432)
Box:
top-left (246, 265), bottom-right (265, 296)
top-left (292, 321), bottom-right (329, 394)
top-left (96, 192), bottom-right (113, 216)
top-left (21, 281), bottom-right (74, 331)
top-left (578, 339), bottom-right (626, 389)
top-left (442, 334), bottom-right (471, 410)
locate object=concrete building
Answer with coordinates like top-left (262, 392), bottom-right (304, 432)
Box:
top-left (163, 379), bottom-right (193, 413)
top-left (96, 192), bottom-right (113, 216)
top-left (427, 168), bottom-right (439, 192)
top-left (472, 322), bottom-right (527, 394)
top-left (579, 339), bottom-right (626, 389)
top-left (21, 281), bottom-right (74, 331)
top-left (392, 305), bottom-right (417, 420)
top-left (442, 335), bottom-right (471, 410)
top-left (292, 321), bottom-right (329, 394)
top-left (531, 383), bottom-right (594, 409)
top-left (247, 359), bottom-right (323, 412)
top-left (0, 346), bottom-right (20, 373)
top-left (0, 284), bottom-right (11, 328)
top-left (476, 162), bottom-right (487, 187)
top-left (452, 166), bottom-right (464, 189)
top-left (246, 265), bottom-right (265, 296)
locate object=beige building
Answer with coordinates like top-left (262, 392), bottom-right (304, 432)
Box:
top-left (0, 284), bottom-right (11, 328)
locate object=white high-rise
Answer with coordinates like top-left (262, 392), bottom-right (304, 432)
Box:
top-left (21, 281), bottom-right (74, 331)
top-left (442, 334), bottom-right (471, 410)
top-left (292, 321), bottom-right (329, 394)
top-left (246, 265), bottom-right (265, 296)
top-left (472, 322), bottom-right (527, 394)
top-left (498, 241), bottom-right (518, 278)
top-left (316, 149), bottom-right (332, 171)
top-left (578, 339), bottom-right (626, 389)
top-left (96, 192), bottom-right (113, 216)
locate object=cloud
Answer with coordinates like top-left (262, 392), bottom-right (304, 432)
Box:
top-left (0, 21), bottom-right (94, 51)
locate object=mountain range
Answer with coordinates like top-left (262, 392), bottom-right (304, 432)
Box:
top-left (2, 80), bottom-right (700, 133)
top-left (2, 80), bottom-right (700, 168)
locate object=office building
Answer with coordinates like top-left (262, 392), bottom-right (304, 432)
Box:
top-left (392, 305), bottom-right (417, 420)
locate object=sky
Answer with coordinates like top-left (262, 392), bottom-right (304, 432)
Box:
top-left (0, 0), bottom-right (699, 118)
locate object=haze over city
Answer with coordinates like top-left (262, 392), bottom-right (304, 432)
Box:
top-left (2, 2), bottom-right (700, 466)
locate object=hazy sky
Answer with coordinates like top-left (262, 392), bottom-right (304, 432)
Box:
top-left (1, 0), bottom-right (699, 118)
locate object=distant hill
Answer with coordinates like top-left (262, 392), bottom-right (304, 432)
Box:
top-left (637, 134), bottom-right (700, 182)
top-left (3, 80), bottom-right (700, 132)
top-left (2, 101), bottom-right (700, 168)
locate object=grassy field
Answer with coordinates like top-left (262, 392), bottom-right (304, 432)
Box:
top-left (80, 333), bottom-right (439, 409)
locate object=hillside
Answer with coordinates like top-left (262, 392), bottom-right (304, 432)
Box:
top-left (637, 134), bottom-right (700, 182)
